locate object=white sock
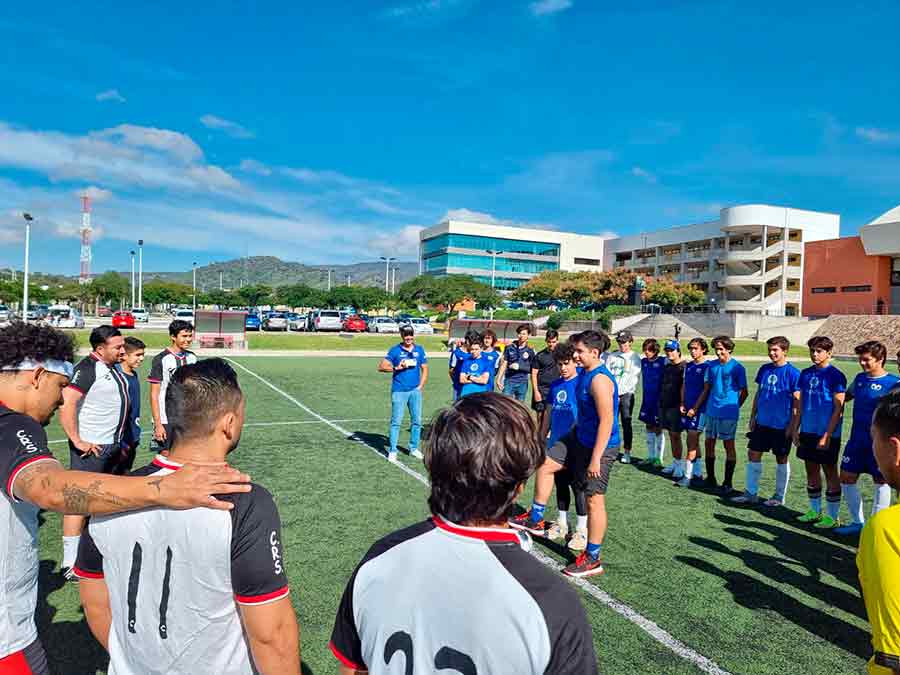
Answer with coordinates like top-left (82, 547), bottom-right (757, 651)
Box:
top-left (576, 515), bottom-right (587, 532)
top-left (657, 433), bottom-right (666, 462)
top-left (746, 461), bottom-right (763, 496)
top-left (646, 432), bottom-right (657, 459)
top-left (692, 459), bottom-right (704, 478)
top-left (775, 463), bottom-right (790, 500)
top-left (557, 510), bottom-right (568, 528)
top-left (683, 459), bottom-right (693, 479)
top-left (843, 484), bottom-right (864, 525)
top-left (62, 535), bottom-right (80, 568)
top-left (873, 483), bottom-right (892, 516)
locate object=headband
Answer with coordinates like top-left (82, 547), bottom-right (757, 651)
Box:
top-left (0, 358), bottom-right (75, 379)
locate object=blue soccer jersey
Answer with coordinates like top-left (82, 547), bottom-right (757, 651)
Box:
top-left (460, 354), bottom-right (492, 397)
top-left (640, 357), bottom-right (666, 406)
top-left (385, 344), bottom-right (428, 392)
top-left (683, 360), bottom-right (709, 412)
top-left (704, 358), bottom-right (748, 420)
top-left (847, 372), bottom-right (900, 448)
top-left (449, 346), bottom-right (468, 394)
top-left (575, 365), bottom-right (620, 450)
top-left (754, 362), bottom-right (801, 430)
top-left (482, 349), bottom-right (501, 390)
top-left (798, 364), bottom-right (847, 437)
top-left (547, 376), bottom-right (579, 448)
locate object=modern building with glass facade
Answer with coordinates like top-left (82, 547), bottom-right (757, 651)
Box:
top-left (418, 219), bottom-right (607, 291)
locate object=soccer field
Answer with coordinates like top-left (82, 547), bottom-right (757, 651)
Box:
top-left (36, 356), bottom-right (874, 674)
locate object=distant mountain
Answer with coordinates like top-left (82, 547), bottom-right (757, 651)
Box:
top-left (141, 256), bottom-right (419, 290)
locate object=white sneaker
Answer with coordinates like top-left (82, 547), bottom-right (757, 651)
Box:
top-left (620, 453), bottom-right (631, 464)
top-left (409, 449), bottom-right (424, 460)
top-left (546, 523), bottom-right (569, 541)
top-left (568, 530), bottom-right (587, 552)
top-left (661, 462), bottom-right (676, 475)
top-left (387, 452), bottom-right (398, 463)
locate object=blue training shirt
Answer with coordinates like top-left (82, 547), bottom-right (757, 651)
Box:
top-left (459, 353), bottom-right (493, 397)
top-left (704, 358), bottom-right (748, 420)
top-left (847, 372), bottom-right (900, 448)
top-left (118, 366), bottom-right (141, 447)
top-left (754, 362), bottom-right (801, 430)
top-left (575, 364), bottom-right (620, 450)
top-left (503, 342), bottom-right (536, 383)
top-left (683, 360), bottom-right (709, 412)
top-left (385, 343), bottom-right (428, 392)
top-left (449, 346), bottom-right (468, 393)
top-left (798, 364), bottom-right (847, 437)
top-left (640, 356), bottom-right (666, 405)
top-left (482, 348), bottom-right (501, 390)
top-left (547, 375), bottom-right (579, 448)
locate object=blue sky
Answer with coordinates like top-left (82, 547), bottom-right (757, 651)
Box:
top-left (2, 1), bottom-right (899, 275)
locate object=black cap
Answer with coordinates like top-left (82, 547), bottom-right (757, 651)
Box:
top-left (615, 330), bottom-right (633, 343)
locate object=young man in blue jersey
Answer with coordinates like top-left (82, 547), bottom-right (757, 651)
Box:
top-left (510, 331), bottom-right (619, 578)
top-left (481, 328), bottom-right (502, 391)
top-left (678, 338), bottom-right (709, 487)
top-left (732, 336), bottom-right (801, 506)
top-left (448, 330), bottom-right (477, 401)
top-left (690, 336), bottom-right (748, 494)
top-left (539, 342), bottom-right (588, 552)
top-left (834, 341), bottom-right (900, 535)
top-left (459, 335), bottom-right (492, 397)
top-left (379, 326), bottom-right (428, 463)
top-left (638, 338), bottom-right (666, 467)
top-left (794, 336), bottom-right (847, 529)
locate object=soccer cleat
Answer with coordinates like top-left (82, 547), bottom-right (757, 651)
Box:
top-left (674, 475), bottom-right (692, 488)
top-left (409, 449), bottom-right (424, 460)
top-left (704, 476), bottom-right (719, 489)
top-left (813, 515), bottom-right (839, 530)
top-left (796, 509), bottom-right (821, 523)
top-left (387, 452), bottom-right (398, 464)
top-left (508, 510), bottom-right (546, 536)
top-left (638, 457), bottom-right (654, 466)
top-left (719, 484), bottom-right (735, 497)
top-left (620, 453), bottom-right (631, 464)
top-left (61, 567), bottom-right (79, 584)
top-left (834, 522), bottom-right (864, 536)
top-left (546, 523), bottom-right (569, 541)
top-left (661, 462), bottom-right (676, 475)
top-left (563, 552), bottom-right (605, 578)
top-left (568, 530), bottom-right (587, 552)
top-left (731, 492), bottom-right (759, 505)
top-left (763, 497), bottom-right (784, 507)
top-left (652, 458), bottom-right (664, 469)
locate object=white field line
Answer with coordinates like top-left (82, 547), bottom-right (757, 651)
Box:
top-left (227, 360), bottom-right (734, 674)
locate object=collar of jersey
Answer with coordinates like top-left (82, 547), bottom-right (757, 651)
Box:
top-left (433, 514), bottom-right (531, 549)
top-left (151, 454), bottom-right (183, 471)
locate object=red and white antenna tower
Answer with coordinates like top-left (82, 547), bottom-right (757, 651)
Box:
top-left (79, 194), bottom-right (93, 285)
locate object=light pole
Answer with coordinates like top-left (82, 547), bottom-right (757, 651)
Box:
top-left (130, 250), bottom-right (136, 309)
top-left (22, 213), bottom-right (33, 318)
top-left (192, 262), bottom-right (198, 314)
top-left (380, 256), bottom-right (395, 293)
top-left (391, 266), bottom-right (397, 294)
top-left (137, 239), bottom-right (144, 309)
top-left (486, 249), bottom-right (503, 319)
top-left (327, 269), bottom-right (333, 291)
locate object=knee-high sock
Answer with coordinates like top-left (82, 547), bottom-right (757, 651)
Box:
top-left (705, 457), bottom-right (717, 481)
top-left (693, 458), bottom-right (704, 478)
top-left (842, 483), bottom-right (864, 525)
top-left (745, 461), bottom-right (763, 496)
top-left (873, 483), bottom-right (892, 516)
top-left (646, 431), bottom-right (657, 460)
top-left (724, 460), bottom-right (737, 487)
top-left (807, 486), bottom-right (822, 513)
top-left (825, 490), bottom-right (841, 520)
top-left (774, 463), bottom-right (790, 501)
top-left (657, 433), bottom-right (666, 462)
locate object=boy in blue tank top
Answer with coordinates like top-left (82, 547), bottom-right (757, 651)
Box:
top-left (511, 331), bottom-right (619, 579)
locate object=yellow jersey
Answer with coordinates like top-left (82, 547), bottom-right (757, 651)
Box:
top-left (857, 503), bottom-right (900, 675)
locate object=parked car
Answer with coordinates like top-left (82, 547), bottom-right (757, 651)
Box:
top-left (131, 307), bottom-right (149, 323)
top-left (314, 309), bottom-right (343, 332)
top-left (263, 312), bottom-right (289, 332)
top-left (97, 306), bottom-right (112, 317)
top-left (245, 313), bottom-right (261, 331)
top-left (406, 317), bottom-right (434, 335)
top-left (370, 316), bottom-right (400, 333)
top-left (288, 313), bottom-right (307, 331)
top-left (174, 309), bottom-right (195, 324)
top-left (111, 311), bottom-right (135, 329)
top-left (25, 306), bottom-right (42, 321)
top-left (48, 305), bottom-right (84, 329)
top-left (0, 305), bottom-right (11, 323)
top-left (343, 314), bottom-right (367, 332)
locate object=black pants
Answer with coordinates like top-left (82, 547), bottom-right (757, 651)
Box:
top-left (619, 393), bottom-right (635, 450)
top-left (555, 469), bottom-right (587, 516)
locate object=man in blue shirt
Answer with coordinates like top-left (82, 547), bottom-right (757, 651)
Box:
top-left (732, 336), bottom-right (801, 506)
top-left (794, 335), bottom-right (847, 529)
top-left (448, 329), bottom-right (477, 401)
top-left (481, 328), bottom-right (502, 391)
top-left (690, 336), bottom-right (748, 494)
top-left (834, 341), bottom-right (900, 535)
top-left (677, 338), bottom-right (710, 487)
top-left (459, 336), bottom-right (492, 397)
top-left (638, 339), bottom-right (666, 467)
top-left (379, 326), bottom-right (429, 463)
top-left (117, 337), bottom-right (146, 474)
top-left (497, 324), bottom-right (536, 402)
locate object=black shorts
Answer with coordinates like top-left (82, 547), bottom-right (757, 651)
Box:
top-left (747, 425), bottom-right (791, 456)
top-left (69, 441), bottom-right (123, 474)
top-left (546, 431), bottom-right (618, 496)
top-left (796, 432), bottom-right (841, 465)
top-left (659, 407), bottom-right (683, 432)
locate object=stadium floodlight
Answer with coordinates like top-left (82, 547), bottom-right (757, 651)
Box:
top-left (22, 213), bottom-right (33, 317)
top-left (130, 250), bottom-right (136, 309)
top-left (192, 262), bottom-right (198, 314)
top-left (486, 249), bottom-right (504, 319)
top-left (137, 240), bottom-right (144, 309)
top-left (380, 256), bottom-right (395, 293)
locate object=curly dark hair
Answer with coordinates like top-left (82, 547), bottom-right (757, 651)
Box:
top-left (0, 322), bottom-right (76, 370)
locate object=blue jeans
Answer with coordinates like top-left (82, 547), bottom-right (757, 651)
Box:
top-left (390, 388), bottom-right (423, 454)
top-left (504, 378), bottom-right (529, 402)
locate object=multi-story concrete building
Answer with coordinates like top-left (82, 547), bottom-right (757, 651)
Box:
top-left (418, 204), bottom-right (841, 316)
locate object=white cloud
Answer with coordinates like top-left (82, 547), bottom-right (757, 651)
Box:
top-left (76, 186), bottom-right (113, 202)
top-left (856, 126), bottom-right (900, 145)
top-left (200, 114), bottom-right (255, 140)
top-left (95, 124), bottom-right (204, 163)
top-left (383, 0), bottom-right (463, 18)
top-left (239, 158), bottom-right (272, 176)
top-left (95, 89), bottom-right (126, 103)
top-left (529, 0), bottom-right (572, 16)
top-left (370, 225), bottom-right (423, 256)
top-left (630, 166), bottom-right (657, 183)
top-left (442, 208), bottom-right (558, 230)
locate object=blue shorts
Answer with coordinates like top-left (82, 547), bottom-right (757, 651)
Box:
top-left (638, 398), bottom-right (660, 426)
top-left (842, 434), bottom-right (883, 479)
top-left (682, 413), bottom-right (705, 432)
top-left (705, 416), bottom-right (738, 441)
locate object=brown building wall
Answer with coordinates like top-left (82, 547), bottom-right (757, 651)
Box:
top-left (803, 236), bottom-right (892, 316)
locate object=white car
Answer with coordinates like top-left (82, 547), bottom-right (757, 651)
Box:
top-left (48, 306), bottom-right (85, 329)
top-left (0, 305), bottom-right (10, 324)
top-left (263, 312), bottom-right (289, 331)
top-left (406, 317), bottom-right (434, 335)
top-left (174, 309), bottom-right (195, 324)
top-left (131, 307), bottom-right (149, 323)
top-left (370, 316), bottom-right (400, 333)
top-left (313, 309), bottom-right (343, 332)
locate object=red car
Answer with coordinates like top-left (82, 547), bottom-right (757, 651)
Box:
top-left (343, 315), bottom-right (367, 332)
top-left (111, 311), bottom-right (135, 329)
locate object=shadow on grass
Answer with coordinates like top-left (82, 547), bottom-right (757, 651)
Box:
top-left (348, 431), bottom-right (391, 456)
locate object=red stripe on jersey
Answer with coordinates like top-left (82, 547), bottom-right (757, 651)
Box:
top-left (146, 378), bottom-right (162, 383)
top-left (330, 641), bottom-right (364, 670)
top-left (66, 384), bottom-right (85, 393)
top-left (73, 566), bottom-right (104, 579)
top-left (235, 586), bottom-right (289, 605)
top-left (432, 515), bottom-right (523, 543)
top-left (151, 455), bottom-right (182, 470)
top-left (6, 456), bottom-right (58, 500)
top-left (0, 648), bottom-right (35, 674)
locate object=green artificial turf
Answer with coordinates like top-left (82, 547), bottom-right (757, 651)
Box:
top-left (35, 356), bottom-right (877, 674)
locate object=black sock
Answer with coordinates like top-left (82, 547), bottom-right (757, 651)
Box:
top-left (705, 457), bottom-right (716, 481)
top-left (724, 460), bottom-right (736, 487)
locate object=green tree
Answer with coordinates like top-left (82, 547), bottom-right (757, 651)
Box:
top-left (275, 284), bottom-right (322, 308)
top-left (236, 284), bottom-right (272, 307)
top-left (91, 272), bottom-right (129, 307)
top-left (511, 272), bottom-right (563, 302)
top-left (396, 275), bottom-right (439, 308)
